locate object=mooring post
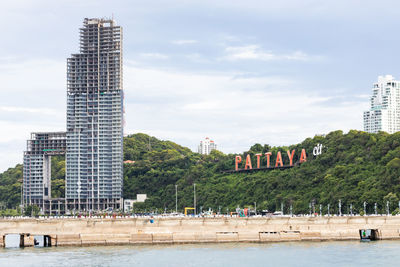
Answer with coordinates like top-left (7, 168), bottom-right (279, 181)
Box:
top-left (20, 234), bottom-right (34, 247)
top-left (19, 234), bottom-right (24, 247)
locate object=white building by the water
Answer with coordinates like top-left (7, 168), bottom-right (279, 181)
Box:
top-left (198, 137), bottom-right (217, 155)
top-left (364, 75), bottom-right (400, 134)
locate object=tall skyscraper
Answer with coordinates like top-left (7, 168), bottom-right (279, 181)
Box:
top-left (66, 18), bottom-right (123, 211)
top-left (198, 137), bottom-right (217, 155)
top-left (364, 75), bottom-right (400, 134)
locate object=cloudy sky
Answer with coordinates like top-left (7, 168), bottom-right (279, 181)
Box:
top-left (1, 0), bottom-right (400, 171)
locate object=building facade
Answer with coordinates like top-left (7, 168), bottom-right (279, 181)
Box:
top-left (66, 18), bottom-right (123, 211)
top-left (23, 132), bottom-right (66, 212)
top-left (364, 75), bottom-right (400, 134)
top-left (198, 137), bottom-right (217, 155)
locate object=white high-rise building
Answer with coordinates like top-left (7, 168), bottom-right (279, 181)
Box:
top-left (364, 75), bottom-right (400, 134)
top-left (198, 137), bottom-right (217, 155)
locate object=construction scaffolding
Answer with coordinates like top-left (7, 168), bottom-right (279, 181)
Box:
top-left (23, 132), bottom-right (66, 214)
top-left (66, 18), bottom-right (124, 211)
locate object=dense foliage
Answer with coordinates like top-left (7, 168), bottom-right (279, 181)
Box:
top-left (1, 130), bottom-right (400, 215)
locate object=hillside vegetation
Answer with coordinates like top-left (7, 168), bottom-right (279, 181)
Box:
top-left (1, 130), bottom-right (400, 215)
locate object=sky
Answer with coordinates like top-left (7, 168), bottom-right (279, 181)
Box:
top-left (1, 0), bottom-right (400, 172)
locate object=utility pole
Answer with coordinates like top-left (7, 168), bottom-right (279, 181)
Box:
top-left (193, 183), bottom-right (196, 215)
top-left (327, 204), bottom-right (330, 217)
top-left (20, 180), bottom-right (23, 216)
top-left (363, 201), bottom-right (367, 216)
top-left (319, 204), bottom-right (322, 216)
top-left (386, 201), bottom-right (390, 216)
top-left (374, 202), bottom-right (377, 215)
top-left (350, 204), bottom-right (353, 216)
top-left (312, 199), bottom-right (315, 216)
top-left (339, 199), bottom-right (342, 216)
top-left (175, 184), bottom-right (178, 213)
top-left (281, 202), bottom-right (284, 215)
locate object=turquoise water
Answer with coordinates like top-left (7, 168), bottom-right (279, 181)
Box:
top-left (1, 241), bottom-right (400, 266)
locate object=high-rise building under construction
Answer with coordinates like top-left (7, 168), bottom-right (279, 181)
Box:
top-left (66, 18), bottom-right (123, 211)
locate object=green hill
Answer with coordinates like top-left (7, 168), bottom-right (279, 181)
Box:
top-left (1, 130), bottom-right (400, 215)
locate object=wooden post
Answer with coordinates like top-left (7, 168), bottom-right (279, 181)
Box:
top-left (19, 234), bottom-right (24, 247)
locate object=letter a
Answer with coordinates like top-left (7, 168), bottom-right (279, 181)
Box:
top-left (300, 149), bottom-right (307, 163)
top-left (275, 151), bottom-right (283, 167)
top-left (287, 150), bottom-right (295, 166)
top-left (235, 155), bottom-right (242, 171)
top-left (245, 154), bottom-right (252, 170)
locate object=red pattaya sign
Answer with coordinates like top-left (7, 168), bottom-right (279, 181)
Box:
top-left (234, 149), bottom-right (307, 171)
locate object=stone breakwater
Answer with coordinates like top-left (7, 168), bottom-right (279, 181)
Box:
top-left (1, 216), bottom-right (400, 247)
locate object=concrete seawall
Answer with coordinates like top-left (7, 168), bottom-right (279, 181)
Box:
top-left (1, 216), bottom-right (400, 247)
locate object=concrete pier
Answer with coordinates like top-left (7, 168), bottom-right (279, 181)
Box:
top-left (1, 216), bottom-right (400, 247)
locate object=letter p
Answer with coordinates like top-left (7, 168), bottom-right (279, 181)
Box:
top-left (235, 155), bottom-right (242, 171)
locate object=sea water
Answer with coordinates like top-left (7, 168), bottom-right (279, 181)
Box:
top-left (1, 240), bottom-right (399, 266)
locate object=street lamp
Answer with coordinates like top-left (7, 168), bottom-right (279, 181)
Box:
top-left (193, 183), bottom-right (196, 215)
top-left (175, 184), bottom-right (178, 213)
top-left (386, 201), bottom-right (390, 216)
top-left (363, 201), bottom-right (367, 216)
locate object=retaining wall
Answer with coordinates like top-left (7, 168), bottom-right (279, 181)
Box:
top-left (0, 216), bottom-right (399, 247)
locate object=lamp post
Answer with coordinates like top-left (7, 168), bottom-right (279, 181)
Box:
top-left (339, 199), bottom-right (342, 216)
top-left (386, 201), bottom-right (390, 216)
top-left (327, 204), bottom-right (330, 217)
top-left (193, 183), bottom-right (196, 215)
top-left (363, 201), bottom-right (367, 216)
top-left (175, 184), bottom-right (178, 213)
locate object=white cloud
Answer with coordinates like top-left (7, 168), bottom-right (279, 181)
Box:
top-left (0, 106), bottom-right (59, 115)
top-left (222, 45), bottom-right (314, 62)
top-left (139, 53), bottom-right (169, 60)
top-left (123, 65), bottom-right (365, 154)
top-left (171, 39), bottom-right (198, 45)
top-left (185, 53), bottom-right (210, 63)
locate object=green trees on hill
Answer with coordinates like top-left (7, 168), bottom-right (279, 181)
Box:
top-left (122, 130), bottom-right (400, 214)
top-left (0, 164), bottom-right (22, 209)
top-left (1, 130), bottom-right (400, 215)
